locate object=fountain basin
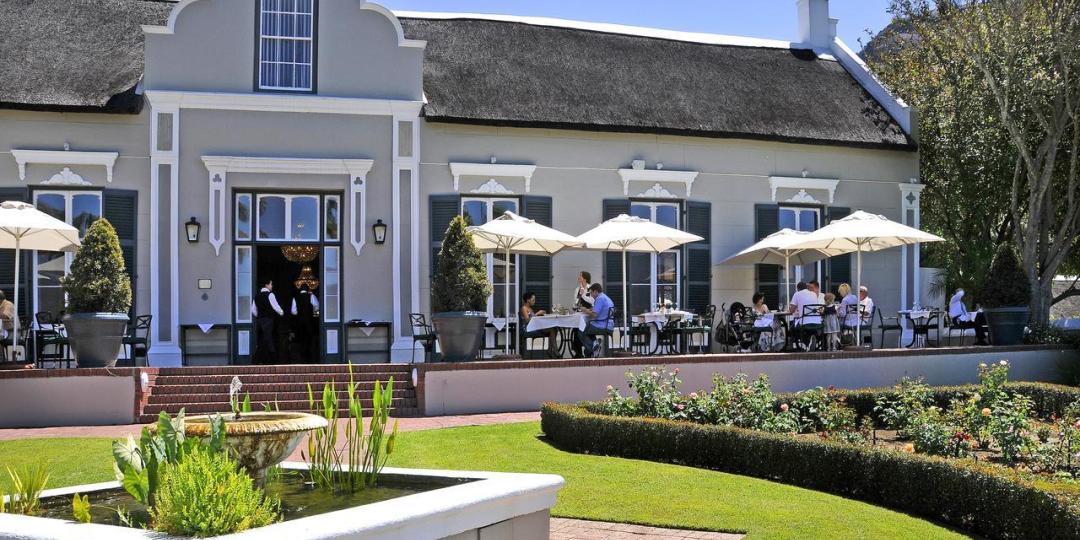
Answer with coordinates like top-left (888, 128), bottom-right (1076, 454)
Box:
top-left (167, 412), bottom-right (328, 485)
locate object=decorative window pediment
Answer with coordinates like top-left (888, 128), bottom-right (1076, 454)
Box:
top-left (618, 168), bottom-right (698, 197)
top-left (11, 149), bottom-right (118, 183)
top-left (449, 162), bottom-right (536, 193)
top-left (769, 176), bottom-right (839, 204)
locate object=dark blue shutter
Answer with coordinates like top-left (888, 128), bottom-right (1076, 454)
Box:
top-left (104, 189), bottom-right (138, 315)
top-left (429, 194), bottom-right (462, 291)
top-left (683, 201), bottom-right (712, 315)
top-left (754, 204), bottom-right (781, 309)
top-left (521, 196), bottom-right (553, 311)
top-left (826, 206), bottom-right (852, 296)
top-left (602, 199), bottom-right (630, 313)
top-left (0, 188), bottom-right (29, 318)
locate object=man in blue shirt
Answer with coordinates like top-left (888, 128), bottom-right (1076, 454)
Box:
top-left (577, 283), bottom-right (614, 357)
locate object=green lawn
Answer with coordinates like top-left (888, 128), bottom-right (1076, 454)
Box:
top-left (0, 422), bottom-right (969, 539)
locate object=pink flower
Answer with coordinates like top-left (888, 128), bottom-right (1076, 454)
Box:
top-left (650, 371), bottom-right (659, 378)
top-left (689, 392), bottom-right (699, 399)
top-left (673, 368), bottom-right (680, 375)
top-left (1073, 420), bottom-right (1080, 430)
top-left (606, 385), bottom-right (614, 392)
top-left (676, 403), bottom-right (685, 411)
top-left (780, 403), bottom-right (790, 412)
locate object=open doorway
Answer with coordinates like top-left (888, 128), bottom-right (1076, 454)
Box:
top-left (256, 245), bottom-right (321, 363)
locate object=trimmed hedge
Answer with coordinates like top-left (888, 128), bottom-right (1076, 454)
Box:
top-left (542, 402), bottom-right (1080, 540)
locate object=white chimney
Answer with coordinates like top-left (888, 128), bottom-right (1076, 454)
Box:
top-left (797, 0), bottom-right (838, 50)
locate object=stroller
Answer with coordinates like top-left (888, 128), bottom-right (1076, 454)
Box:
top-left (714, 302), bottom-right (755, 353)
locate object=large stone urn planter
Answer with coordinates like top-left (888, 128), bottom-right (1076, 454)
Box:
top-left (64, 312), bottom-right (129, 368)
top-left (432, 311), bottom-right (487, 362)
top-left (984, 306), bottom-right (1029, 346)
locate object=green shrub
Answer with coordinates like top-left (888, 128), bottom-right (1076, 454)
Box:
top-left (873, 377), bottom-right (934, 434)
top-left (981, 244), bottom-right (1030, 308)
top-left (60, 218), bottom-right (131, 313)
top-left (431, 215), bottom-right (491, 313)
top-left (541, 403), bottom-right (1080, 540)
top-left (151, 448), bottom-right (279, 537)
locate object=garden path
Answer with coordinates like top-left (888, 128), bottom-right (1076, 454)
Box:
top-left (551, 518), bottom-right (744, 539)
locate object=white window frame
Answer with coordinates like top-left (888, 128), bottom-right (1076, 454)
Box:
top-left (31, 190), bottom-right (103, 314)
top-left (258, 0), bottom-right (315, 92)
top-left (461, 197), bottom-right (519, 320)
top-left (630, 201), bottom-right (682, 313)
top-left (256, 194), bottom-right (321, 242)
top-left (779, 206), bottom-right (822, 286)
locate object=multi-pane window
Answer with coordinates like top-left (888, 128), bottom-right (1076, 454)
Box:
top-left (779, 207), bottom-right (820, 297)
top-left (33, 191), bottom-right (102, 315)
top-left (256, 194), bottom-right (320, 241)
top-left (258, 0), bottom-right (314, 91)
top-left (461, 198), bottom-right (518, 320)
top-left (628, 202), bottom-right (680, 316)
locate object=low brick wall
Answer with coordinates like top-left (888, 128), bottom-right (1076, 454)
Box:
top-left (415, 345), bottom-right (1078, 416)
top-left (0, 368), bottom-right (157, 428)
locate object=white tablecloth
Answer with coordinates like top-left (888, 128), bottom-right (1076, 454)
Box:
top-left (527, 313), bottom-right (587, 333)
top-left (635, 310), bottom-right (694, 328)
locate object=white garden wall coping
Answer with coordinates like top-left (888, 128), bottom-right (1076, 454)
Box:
top-left (0, 464), bottom-right (564, 540)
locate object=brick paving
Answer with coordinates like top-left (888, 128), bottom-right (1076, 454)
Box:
top-left (0, 411), bottom-right (540, 441)
top-left (551, 518), bottom-right (744, 540)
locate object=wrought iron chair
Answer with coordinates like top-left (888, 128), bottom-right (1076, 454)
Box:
top-left (839, 304), bottom-right (874, 349)
top-left (626, 318), bottom-right (652, 356)
top-left (795, 304), bottom-right (825, 351)
top-left (123, 314), bottom-right (153, 366)
top-left (35, 311), bottom-right (72, 368)
top-left (408, 313), bottom-right (436, 363)
top-left (679, 304), bottom-right (715, 354)
top-left (877, 307), bottom-right (903, 349)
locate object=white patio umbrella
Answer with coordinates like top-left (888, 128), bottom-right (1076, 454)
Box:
top-left (468, 211), bottom-right (583, 354)
top-left (791, 210), bottom-right (944, 343)
top-left (720, 228), bottom-right (850, 307)
top-left (0, 201), bottom-right (81, 361)
top-left (575, 214), bottom-right (703, 348)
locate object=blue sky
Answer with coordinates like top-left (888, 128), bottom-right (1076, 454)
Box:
top-left (380, 0), bottom-right (895, 50)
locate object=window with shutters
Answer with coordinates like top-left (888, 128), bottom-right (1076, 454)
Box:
top-left (461, 197), bottom-right (519, 320)
top-left (779, 206), bottom-right (821, 288)
top-left (32, 190), bottom-right (102, 316)
top-left (628, 201), bottom-right (680, 315)
top-left (258, 0), bottom-right (316, 92)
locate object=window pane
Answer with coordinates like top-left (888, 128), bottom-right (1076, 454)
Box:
top-left (492, 200), bottom-right (517, 220)
top-left (799, 209), bottom-right (818, 232)
top-left (658, 285), bottom-right (678, 308)
top-left (779, 209), bottom-right (796, 231)
top-left (493, 253), bottom-right (516, 284)
top-left (628, 252), bottom-right (651, 284)
top-left (324, 247), bottom-right (339, 322)
top-left (36, 194), bottom-right (64, 222)
top-left (236, 247), bottom-right (252, 323)
top-left (656, 205), bottom-right (678, 228)
top-left (236, 194), bottom-right (252, 240)
top-left (462, 200), bottom-right (486, 226)
top-left (657, 251), bottom-right (678, 284)
top-left (71, 194), bottom-right (101, 238)
top-left (258, 196), bottom-right (286, 239)
top-left (324, 196), bottom-right (339, 241)
top-left (629, 284), bottom-right (651, 317)
top-left (290, 196), bottom-right (319, 241)
top-left (630, 204), bottom-right (650, 220)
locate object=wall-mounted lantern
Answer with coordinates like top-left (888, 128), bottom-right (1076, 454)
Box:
top-left (185, 217), bottom-right (201, 243)
top-left (372, 219), bottom-right (388, 245)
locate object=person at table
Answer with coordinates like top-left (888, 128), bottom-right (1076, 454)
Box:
top-left (788, 280), bottom-right (822, 347)
top-left (949, 288), bottom-right (989, 345)
top-left (751, 292), bottom-right (769, 316)
top-left (520, 292), bottom-right (558, 357)
top-left (788, 281), bottom-right (807, 313)
top-left (251, 278), bottom-right (284, 365)
top-left (577, 283), bottom-right (614, 358)
top-left (823, 292), bottom-right (840, 350)
top-left (0, 290), bottom-right (12, 341)
top-left (573, 271), bottom-right (595, 310)
top-left (838, 283), bottom-right (861, 327)
top-left (858, 286), bottom-right (875, 322)
top-left (290, 284), bottom-right (320, 363)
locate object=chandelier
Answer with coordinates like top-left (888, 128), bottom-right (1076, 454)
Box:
top-left (294, 264), bottom-right (320, 290)
top-left (281, 244), bottom-right (319, 263)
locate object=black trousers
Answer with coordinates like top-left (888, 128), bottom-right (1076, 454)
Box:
top-left (974, 312), bottom-right (988, 344)
top-left (254, 317), bottom-right (277, 365)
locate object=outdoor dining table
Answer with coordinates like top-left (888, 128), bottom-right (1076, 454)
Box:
top-left (526, 312), bottom-right (587, 358)
top-left (898, 309), bottom-right (942, 348)
top-left (633, 310), bottom-right (694, 354)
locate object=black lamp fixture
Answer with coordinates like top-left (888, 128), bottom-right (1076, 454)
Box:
top-left (372, 219), bottom-right (388, 244)
top-left (185, 217), bottom-right (201, 243)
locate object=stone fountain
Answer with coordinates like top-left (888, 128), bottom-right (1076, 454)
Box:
top-left (182, 377), bottom-right (327, 485)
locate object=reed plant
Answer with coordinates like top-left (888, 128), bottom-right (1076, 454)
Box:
top-left (303, 365), bottom-right (398, 492)
top-left (2, 464), bottom-right (49, 516)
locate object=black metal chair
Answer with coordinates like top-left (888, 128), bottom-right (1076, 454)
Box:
top-left (627, 318), bottom-right (652, 356)
top-left (654, 318), bottom-right (682, 355)
top-left (482, 321), bottom-right (517, 358)
top-left (35, 311), bottom-right (72, 368)
top-left (795, 304), bottom-right (825, 351)
top-left (587, 308), bottom-right (618, 358)
top-left (877, 307), bottom-right (903, 349)
top-left (122, 314), bottom-right (152, 366)
top-left (408, 313), bottom-right (436, 363)
top-left (679, 304), bottom-right (715, 354)
top-left (945, 313), bottom-right (978, 346)
top-left (840, 304), bottom-right (874, 349)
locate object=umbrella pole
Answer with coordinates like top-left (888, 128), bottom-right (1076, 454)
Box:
top-left (784, 253), bottom-right (791, 309)
top-left (856, 244), bottom-right (863, 348)
top-left (505, 245), bottom-right (511, 355)
top-left (622, 248), bottom-right (629, 352)
top-left (11, 238), bottom-right (19, 362)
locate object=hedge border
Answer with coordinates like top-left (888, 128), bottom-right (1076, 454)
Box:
top-left (541, 402), bottom-right (1080, 540)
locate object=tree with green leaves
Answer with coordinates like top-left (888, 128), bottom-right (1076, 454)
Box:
top-left (60, 218), bottom-right (131, 313)
top-left (431, 215), bottom-right (491, 313)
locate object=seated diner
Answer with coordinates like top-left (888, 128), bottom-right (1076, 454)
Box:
top-left (576, 283), bottom-right (614, 358)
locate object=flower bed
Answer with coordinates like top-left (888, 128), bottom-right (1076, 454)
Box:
top-left (541, 362), bottom-right (1080, 539)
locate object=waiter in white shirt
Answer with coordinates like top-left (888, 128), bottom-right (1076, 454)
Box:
top-left (949, 289), bottom-right (988, 345)
top-left (251, 279), bottom-right (284, 364)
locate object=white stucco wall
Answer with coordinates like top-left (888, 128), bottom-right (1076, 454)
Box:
top-left (0, 374), bottom-right (135, 428)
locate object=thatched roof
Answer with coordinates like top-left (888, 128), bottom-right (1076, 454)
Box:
top-left (0, 3), bottom-right (912, 149)
top-left (0, 0), bottom-right (172, 113)
top-left (400, 17), bottom-right (912, 150)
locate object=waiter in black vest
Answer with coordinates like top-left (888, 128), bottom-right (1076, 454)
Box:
top-left (251, 278), bottom-right (284, 364)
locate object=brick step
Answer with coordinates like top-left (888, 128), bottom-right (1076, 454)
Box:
top-left (155, 364), bottom-right (412, 376)
top-left (141, 398), bottom-right (418, 416)
top-left (153, 373), bottom-right (408, 386)
top-left (152, 380), bottom-right (406, 395)
top-left (148, 389), bottom-right (415, 405)
top-left (137, 407), bottom-right (421, 424)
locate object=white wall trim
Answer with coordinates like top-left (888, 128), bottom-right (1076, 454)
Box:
top-left (349, 175), bottom-right (369, 256)
top-left (204, 168), bottom-right (227, 256)
top-left (769, 175), bottom-right (839, 204)
top-left (200, 156), bottom-right (374, 176)
top-left (900, 181), bottom-right (924, 309)
top-left (470, 179), bottom-right (515, 195)
top-left (618, 168), bottom-right (698, 197)
top-left (148, 104), bottom-right (182, 367)
top-left (633, 183), bottom-right (677, 199)
top-left (830, 37), bottom-right (912, 135)
top-left (145, 90), bottom-right (423, 118)
top-left (449, 162), bottom-right (536, 193)
top-left (11, 149), bottom-right (118, 183)
top-left (40, 168), bottom-right (92, 186)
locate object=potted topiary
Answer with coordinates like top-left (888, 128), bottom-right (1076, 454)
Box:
top-left (980, 244), bottom-right (1030, 346)
top-left (431, 216), bottom-right (492, 362)
top-left (61, 219), bottom-right (132, 367)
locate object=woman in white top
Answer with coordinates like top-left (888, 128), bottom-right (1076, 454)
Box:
top-left (573, 271), bottom-right (595, 309)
